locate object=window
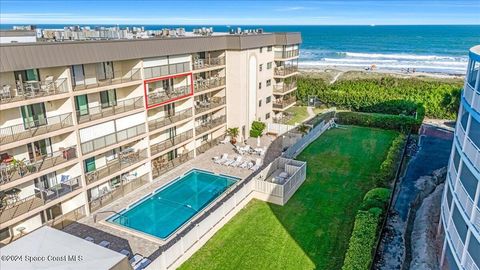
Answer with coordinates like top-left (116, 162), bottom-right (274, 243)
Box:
top-left (259, 64), bottom-right (263, 72)
top-left (267, 46), bottom-right (273, 52)
top-left (267, 62), bottom-right (272, 69)
top-left (0, 227), bottom-right (11, 241)
top-left (265, 113), bottom-right (270, 119)
top-left (100, 89), bottom-right (117, 108)
top-left (75, 95), bottom-right (89, 116)
top-left (260, 47), bottom-right (263, 53)
top-left (266, 96), bottom-right (271, 103)
top-left (258, 100), bottom-right (262, 107)
top-left (259, 82), bottom-right (262, 89)
top-left (467, 59), bottom-right (479, 87)
top-left (266, 79), bottom-right (271, 87)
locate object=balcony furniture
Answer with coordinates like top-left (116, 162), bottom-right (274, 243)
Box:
top-left (120, 249), bottom-right (131, 258)
top-left (0, 191), bottom-right (5, 209)
top-left (25, 80), bottom-right (40, 97)
top-left (60, 147), bottom-right (76, 160)
top-left (40, 76), bottom-right (54, 94)
top-left (99, 240), bottom-right (111, 248)
top-left (1, 85), bottom-right (11, 100)
top-left (5, 187), bottom-right (21, 203)
top-left (84, 236), bottom-right (95, 242)
top-left (1, 153), bottom-right (13, 163)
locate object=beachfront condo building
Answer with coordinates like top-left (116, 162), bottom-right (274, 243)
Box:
top-left (0, 31), bottom-right (301, 244)
top-left (440, 45), bottom-right (480, 270)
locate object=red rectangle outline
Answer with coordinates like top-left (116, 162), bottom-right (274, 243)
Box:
top-left (144, 72), bottom-right (194, 109)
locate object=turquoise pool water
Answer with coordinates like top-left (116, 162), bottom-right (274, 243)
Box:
top-left (107, 169), bottom-right (238, 239)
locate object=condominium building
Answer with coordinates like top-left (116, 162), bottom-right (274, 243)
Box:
top-left (0, 32), bottom-right (301, 244)
top-left (440, 45), bottom-right (480, 270)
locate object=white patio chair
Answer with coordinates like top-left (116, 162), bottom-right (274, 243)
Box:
top-left (239, 160), bottom-right (249, 169)
top-left (214, 154), bottom-right (228, 164)
top-left (230, 156), bottom-right (243, 167)
top-left (250, 158), bottom-right (263, 171)
top-left (223, 156), bottom-right (236, 166)
top-left (130, 254), bottom-right (143, 266)
top-left (219, 136), bottom-right (231, 144)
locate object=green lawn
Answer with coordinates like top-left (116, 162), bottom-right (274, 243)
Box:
top-left (285, 106), bottom-right (324, 125)
top-left (179, 126), bottom-right (398, 270)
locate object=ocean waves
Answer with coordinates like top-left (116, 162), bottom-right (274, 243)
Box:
top-left (299, 50), bottom-right (468, 75)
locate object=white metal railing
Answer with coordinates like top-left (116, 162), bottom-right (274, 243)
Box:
top-left (73, 68), bottom-right (142, 91)
top-left (80, 123), bottom-right (146, 154)
top-left (0, 78), bottom-right (69, 104)
top-left (464, 249), bottom-right (480, 270)
top-left (456, 180), bottom-right (475, 217)
top-left (447, 218), bottom-right (465, 260)
top-left (449, 161), bottom-right (458, 186)
top-left (463, 137), bottom-right (480, 170)
top-left (76, 96), bottom-right (144, 124)
top-left (457, 122), bottom-right (466, 147)
top-left (144, 62), bottom-right (190, 79)
top-left (474, 205), bottom-right (480, 232)
top-left (464, 83), bottom-right (480, 112)
top-left (147, 85), bottom-right (191, 106)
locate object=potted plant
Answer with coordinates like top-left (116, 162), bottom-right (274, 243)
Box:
top-left (226, 127), bottom-right (239, 144)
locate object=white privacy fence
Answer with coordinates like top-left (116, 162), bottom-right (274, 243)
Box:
top-left (282, 119), bottom-right (333, 159)
top-left (267, 122), bottom-right (297, 135)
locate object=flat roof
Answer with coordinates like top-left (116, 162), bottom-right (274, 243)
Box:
top-left (0, 32), bottom-right (301, 72)
top-left (471, 45), bottom-right (480, 56)
top-left (0, 226), bottom-right (131, 270)
top-left (0, 30), bottom-right (36, 37)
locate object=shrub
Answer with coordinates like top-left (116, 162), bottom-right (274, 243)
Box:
top-left (360, 188), bottom-right (391, 212)
top-left (336, 111), bottom-right (418, 133)
top-left (250, 121), bottom-right (266, 138)
top-left (376, 134), bottom-right (406, 186)
top-left (342, 210), bottom-right (381, 270)
top-left (297, 76), bottom-right (461, 119)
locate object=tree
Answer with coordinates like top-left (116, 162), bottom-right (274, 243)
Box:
top-left (226, 127), bottom-right (240, 144)
top-left (250, 121), bottom-right (266, 138)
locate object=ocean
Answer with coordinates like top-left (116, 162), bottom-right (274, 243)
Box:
top-left (2, 24), bottom-right (479, 74)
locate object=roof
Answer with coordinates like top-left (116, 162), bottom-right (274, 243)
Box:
top-left (0, 30), bottom-right (36, 37)
top-left (470, 45), bottom-right (480, 60)
top-left (0, 226), bottom-right (131, 270)
top-left (0, 32), bottom-right (301, 72)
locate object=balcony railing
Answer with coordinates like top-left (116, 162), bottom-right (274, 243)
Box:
top-left (193, 57), bottom-right (225, 70)
top-left (194, 77), bottom-right (226, 93)
top-left (446, 218), bottom-right (465, 261)
top-left (89, 174), bottom-right (149, 212)
top-left (273, 82), bottom-right (297, 94)
top-left (195, 97), bottom-right (226, 114)
top-left (274, 66), bottom-right (298, 77)
top-left (77, 97), bottom-right (144, 124)
top-left (0, 176), bottom-right (81, 224)
top-left (455, 179), bottom-right (475, 218)
top-left (150, 130), bottom-right (193, 156)
top-left (147, 85), bottom-right (191, 106)
top-left (73, 68), bottom-right (142, 91)
top-left (274, 49), bottom-right (299, 59)
top-left (144, 62), bottom-right (190, 79)
top-left (80, 123), bottom-right (146, 154)
top-left (46, 205), bottom-right (86, 230)
top-left (464, 83), bottom-right (480, 113)
top-left (0, 113), bottom-right (73, 146)
top-left (148, 108), bottom-right (193, 131)
top-left (0, 146), bottom-right (77, 185)
top-left (463, 136), bottom-right (480, 170)
top-left (196, 136), bottom-right (223, 155)
top-left (195, 115), bottom-right (227, 135)
top-left (85, 149), bottom-right (148, 185)
top-left (273, 97), bottom-right (296, 109)
top-left (152, 150), bottom-right (194, 178)
top-left (0, 78), bottom-right (69, 105)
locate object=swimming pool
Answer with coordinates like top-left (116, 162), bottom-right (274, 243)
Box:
top-left (107, 169), bottom-right (238, 239)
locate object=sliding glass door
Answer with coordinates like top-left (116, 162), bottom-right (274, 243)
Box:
top-left (71, 65), bottom-right (85, 87)
top-left (96, 61), bottom-right (114, 80)
top-left (20, 103), bottom-right (47, 128)
top-left (100, 89), bottom-right (117, 108)
top-left (75, 95), bottom-right (89, 116)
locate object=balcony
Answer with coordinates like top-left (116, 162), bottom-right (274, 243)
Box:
top-left (147, 85), bottom-right (192, 107)
top-left (195, 115), bottom-right (227, 135)
top-left (0, 146), bottom-right (77, 186)
top-left (80, 123), bottom-right (146, 154)
top-left (0, 113), bottom-right (74, 146)
top-left (193, 57), bottom-right (225, 70)
top-left (88, 174), bottom-right (149, 212)
top-left (152, 150), bottom-right (194, 178)
top-left (0, 176), bottom-right (81, 224)
top-left (273, 82), bottom-right (297, 94)
top-left (274, 49), bottom-right (299, 60)
top-left (463, 136), bottom-right (480, 169)
top-left (150, 130), bottom-right (193, 156)
top-left (273, 97), bottom-right (296, 110)
top-left (464, 83), bottom-right (480, 113)
top-left (194, 77), bottom-right (226, 93)
top-left (148, 108), bottom-right (193, 131)
top-left (196, 136), bottom-right (223, 155)
top-left (144, 62), bottom-right (190, 79)
top-left (0, 78), bottom-right (69, 105)
top-left (77, 97), bottom-right (144, 124)
top-left (73, 68), bottom-right (142, 91)
top-left (85, 149), bottom-right (148, 185)
top-left (195, 96), bottom-right (226, 114)
top-left (274, 66), bottom-right (298, 77)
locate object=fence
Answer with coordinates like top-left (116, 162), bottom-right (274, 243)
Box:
top-left (80, 123), bottom-right (146, 154)
top-left (282, 119), bottom-right (333, 159)
top-left (266, 122), bottom-right (297, 135)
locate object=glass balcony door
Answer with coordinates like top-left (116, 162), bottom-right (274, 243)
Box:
top-left (96, 61), bottom-right (114, 81)
top-left (14, 69), bottom-right (40, 82)
top-left (20, 102), bottom-right (47, 129)
top-left (75, 95), bottom-right (89, 116)
top-left (27, 138), bottom-right (52, 162)
top-left (164, 103), bottom-right (175, 116)
top-left (84, 157), bottom-right (96, 173)
top-left (71, 64), bottom-right (85, 87)
top-left (100, 89), bottom-right (117, 108)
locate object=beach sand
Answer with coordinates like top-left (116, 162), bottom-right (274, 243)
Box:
top-left (299, 66), bottom-right (465, 83)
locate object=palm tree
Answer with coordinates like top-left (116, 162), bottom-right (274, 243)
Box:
top-left (297, 124), bottom-right (310, 136)
top-left (226, 127), bottom-right (240, 144)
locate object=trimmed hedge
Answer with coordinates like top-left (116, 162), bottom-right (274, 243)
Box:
top-left (360, 188), bottom-right (391, 211)
top-left (342, 210), bottom-right (382, 270)
top-left (297, 76), bottom-right (461, 119)
top-left (336, 111), bottom-right (420, 133)
top-left (376, 134), bottom-right (406, 186)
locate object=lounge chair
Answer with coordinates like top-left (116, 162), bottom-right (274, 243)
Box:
top-left (130, 254), bottom-right (143, 266)
top-left (239, 160), bottom-right (249, 169)
top-left (250, 158), bottom-right (263, 171)
top-left (246, 161), bottom-right (254, 169)
top-left (219, 136), bottom-right (231, 144)
top-left (99, 240), bottom-right (111, 248)
top-left (120, 249), bottom-right (131, 258)
top-left (230, 156), bottom-right (243, 167)
top-left (214, 154), bottom-right (228, 164)
top-left (223, 156), bottom-right (236, 166)
top-left (84, 236), bottom-right (94, 242)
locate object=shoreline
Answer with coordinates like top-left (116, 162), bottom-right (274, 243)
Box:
top-left (299, 66), bottom-right (465, 81)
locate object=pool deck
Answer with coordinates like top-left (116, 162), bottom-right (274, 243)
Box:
top-left (63, 136), bottom-right (276, 259)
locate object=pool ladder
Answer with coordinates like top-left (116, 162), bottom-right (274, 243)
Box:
top-left (94, 210), bottom-right (130, 226)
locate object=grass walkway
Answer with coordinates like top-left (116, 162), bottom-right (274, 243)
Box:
top-left (179, 126), bottom-right (397, 270)
top-left (285, 106), bottom-right (324, 125)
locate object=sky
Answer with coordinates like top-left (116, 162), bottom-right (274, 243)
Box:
top-left (0, 0), bottom-right (479, 25)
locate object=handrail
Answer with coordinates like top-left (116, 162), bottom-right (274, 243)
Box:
top-left (0, 78), bottom-right (69, 104)
top-left (73, 68), bottom-right (142, 91)
top-left (147, 85), bottom-right (191, 106)
top-left (195, 115), bottom-right (226, 134)
top-left (80, 123), bottom-right (146, 154)
top-left (76, 96), bottom-right (144, 124)
top-left (148, 108), bottom-right (193, 131)
top-left (193, 57), bottom-right (225, 70)
top-left (194, 97), bottom-right (226, 114)
top-left (150, 130), bottom-right (193, 156)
